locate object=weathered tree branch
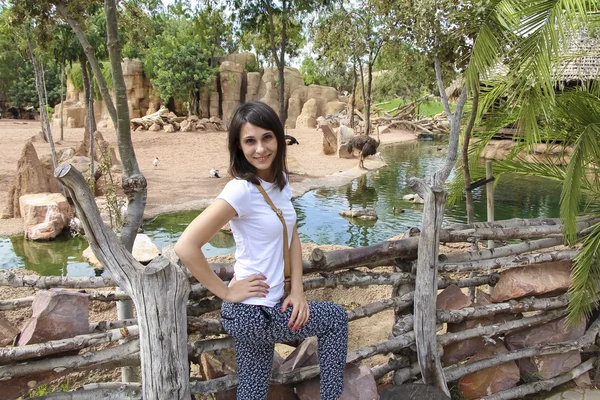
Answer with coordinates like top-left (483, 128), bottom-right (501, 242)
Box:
top-left (439, 249), bottom-right (577, 273)
top-left (0, 340), bottom-right (139, 380)
top-left (55, 164), bottom-right (190, 399)
top-left (438, 237), bottom-right (564, 264)
top-left (0, 326), bottom-right (139, 364)
top-left (439, 308), bottom-right (568, 346)
top-left (28, 383), bottom-right (142, 399)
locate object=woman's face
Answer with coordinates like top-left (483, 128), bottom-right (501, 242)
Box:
top-left (239, 122), bottom-right (278, 182)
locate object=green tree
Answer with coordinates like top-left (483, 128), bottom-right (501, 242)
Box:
top-left (232, 0), bottom-right (329, 124)
top-left (144, 18), bottom-right (215, 116)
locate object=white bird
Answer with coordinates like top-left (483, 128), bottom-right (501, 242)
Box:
top-left (153, 157), bottom-right (159, 168)
top-left (210, 169), bottom-right (220, 178)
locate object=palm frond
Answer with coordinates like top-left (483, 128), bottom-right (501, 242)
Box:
top-left (568, 220), bottom-right (600, 325)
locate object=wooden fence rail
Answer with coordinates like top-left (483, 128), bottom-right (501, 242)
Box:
top-left (1, 214), bottom-right (597, 399)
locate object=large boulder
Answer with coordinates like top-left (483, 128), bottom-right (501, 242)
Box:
top-left (491, 260), bottom-right (572, 302)
top-left (3, 140), bottom-right (53, 219)
top-left (325, 100), bottom-right (346, 115)
top-left (296, 99), bottom-right (318, 129)
top-left (505, 316), bottom-right (586, 380)
top-left (286, 87), bottom-right (308, 129)
top-left (220, 61), bottom-right (244, 123)
top-left (18, 289), bottom-right (89, 346)
top-left (20, 193), bottom-right (72, 240)
top-left (246, 72), bottom-right (262, 102)
top-left (295, 362), bottom-right (378, 400)
top-left (83, 233), bottom-right (160, 267)
top-left (459, 340), bottom-right (520, 400)
top-left (0, 313), bottom-right (19, 347)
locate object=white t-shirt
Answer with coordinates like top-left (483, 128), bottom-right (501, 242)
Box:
top-left (217, 177), bottom-right (297, 307)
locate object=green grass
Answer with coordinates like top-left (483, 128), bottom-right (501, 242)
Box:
top-left (374, 98), bottom-right (456, 118)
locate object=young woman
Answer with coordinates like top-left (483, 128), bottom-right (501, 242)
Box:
top-left (175, 101), bottom-right (348, 399)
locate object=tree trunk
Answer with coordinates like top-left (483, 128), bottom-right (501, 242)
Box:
top-left (54, 164), bottom-right (191, 400)
top-left (60, 63), bottom-right (64, 141)
top-left (104, 0), bottom-right (147, 252)
top-left (365, 62), bottom-right (372, 135)
top-left (350, 64), bottom-right (357, 128)
top-left (265, 0), bottom-right (288, 125)
top-left (55, 2), bottom-right (117, 129)
top-left (26, 32), bottom-right (58, 173)
top-left (358, 59), bottom-right (366, 119)
top-left (462, 83), bottom-right (479, 224)
top-left (87, 62), bottom-right (96, 182)
top-left (408, 51), bottom-right (468, 397)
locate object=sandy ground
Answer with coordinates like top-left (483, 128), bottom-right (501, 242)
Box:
top-left (0, 118), bottom-right (416, 237)
top-left (0, 119), bottom-right (419, 395)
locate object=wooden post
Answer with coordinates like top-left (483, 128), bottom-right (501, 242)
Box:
top-left (55, 164), bottom-right (191, 400)
top-left (486, 161), bottom-right (495, 250)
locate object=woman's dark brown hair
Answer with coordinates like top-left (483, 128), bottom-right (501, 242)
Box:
top-left (227, 101), bottom-right (288, 191)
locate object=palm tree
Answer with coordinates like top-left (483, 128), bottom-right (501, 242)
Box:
top-left (462, 0), bottom-right (600, 323)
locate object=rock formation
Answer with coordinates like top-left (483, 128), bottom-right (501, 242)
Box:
top-left (53, 53), bottom-right (347, 129)
top-left (2, 140), bottom-right (53, 218)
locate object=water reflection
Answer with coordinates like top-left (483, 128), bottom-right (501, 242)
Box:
top-left (0, 139), bottom-right (578, 276)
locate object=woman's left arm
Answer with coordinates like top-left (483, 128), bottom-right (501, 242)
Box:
top-left (282, 226), bottom-right (310, 331)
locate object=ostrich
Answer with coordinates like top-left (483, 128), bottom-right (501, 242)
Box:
top-left (346, 125), bottom-right (382, 169)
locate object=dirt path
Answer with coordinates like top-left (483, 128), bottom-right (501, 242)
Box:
top-left (0, 119), bottom-right (416, 236)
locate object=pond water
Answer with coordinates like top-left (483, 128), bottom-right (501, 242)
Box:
top-left (0, 140), bottom-right (566, 277)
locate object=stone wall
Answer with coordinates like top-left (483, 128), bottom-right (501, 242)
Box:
top-left (54, 54), bottom-right (346, 129)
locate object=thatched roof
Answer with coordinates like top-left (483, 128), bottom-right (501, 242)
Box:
top-left (445, 76), bottom-right (465, 102)
top-left (447, 29), bottom-right (599, 96)
top-left (556, 29), bottom-right (600, 83)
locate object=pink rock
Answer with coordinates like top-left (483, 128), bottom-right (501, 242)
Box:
top-left (18, 289), bottom-right (89, 346)
top-left (19, 193), bottom-right (72, 240)
top-left (296, 362), bottom-right (377, 400)
top-left (0, 313), bottom-right (19, 346)
top-left (280, 337), bottom-right (318, 373)
top-left (505, 316), bottom-right (585, 379)
top-left (436, 284), bottom-right (471, 310)
top-left (491, 261), bottom-right (571, 302)
top-left (459, 341), bottom-right (520, 400)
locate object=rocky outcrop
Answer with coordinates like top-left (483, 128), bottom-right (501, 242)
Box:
top-left (3, 140), bottom-right (55, 219)
top-left (83, 233), bottom-right (160, 267)
top-left (220, 61), bottom-right (244, 123)
top-left (54, 54), bottom-right (345, 130)
top-left (491, 260), bottom-right (572, 302)
top-left (296, 98), bottom-right (318, 129)
top-left (459, 340), bottom-right (521, 399)
top-left (505, 316), bottom-right (586, 380)
top-left (18, 289), bottom-right (89, 346)
top-left (20, 193), bottom-right (72, 240)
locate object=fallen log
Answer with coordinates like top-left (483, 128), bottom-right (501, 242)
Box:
top-left (444, 215), bottom-right (598, 231)
top-left (89, 318), bottom-right (137, 332)
top-left (28, 383), bottom-right (143, 400)
top-left (438, 237), bottom-right (563, 264)
top-left (440, 217), bottom-right (600, 242)
top-left (0, 326), bottom-right (139, 364)
top-left (0, 339), bottom-right (139, 380)
top-left (188, 337), bottom-right (235, 359)
top-left (438, 308), bottom-right (568, 346)
top-left (439, 249), bottom-right (577, 273)
top-left (130, 106), bottom-right (169, 130)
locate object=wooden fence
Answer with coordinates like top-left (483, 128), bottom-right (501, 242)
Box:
top-left (2, 212), bottom-right (599, 399)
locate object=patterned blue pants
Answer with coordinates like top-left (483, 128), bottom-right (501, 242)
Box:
top-left (221, 300), bottom-right (348, 400)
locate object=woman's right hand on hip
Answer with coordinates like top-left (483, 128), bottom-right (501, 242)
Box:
top-left (225, 274), bottom-right (270, 303)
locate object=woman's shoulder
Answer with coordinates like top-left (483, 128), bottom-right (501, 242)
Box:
top-left (221, 178), bottom-right (255, 194)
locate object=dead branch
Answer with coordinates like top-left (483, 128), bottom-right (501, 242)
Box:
top-left (439, 308), bottom-right (569, 346)
top-left (28, 383), bottom-right (142, 399)
top-left (188, 337), bottom-right (235, 359)
top-left (0, 326), bottom-right (139, 364)
top-left (438, 237), bottom-right (564, 264)
top-left (439, 249), bottom-right (577, 273)
top-left (0, 339), bottom-right (139, 380)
